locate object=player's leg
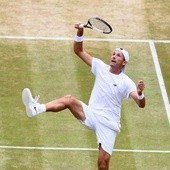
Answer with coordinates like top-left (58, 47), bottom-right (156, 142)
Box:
top-left (95, 116), bottom-right (118, 170)
top-left (45, 95), bottom-right (86, 121)
top-left (22, 88), bottom-right (86, 121)
top-left (98, 144), bottom-right (111, 170)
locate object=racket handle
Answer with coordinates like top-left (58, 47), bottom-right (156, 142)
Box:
top-left (79, 24), bottom-right (84, 28)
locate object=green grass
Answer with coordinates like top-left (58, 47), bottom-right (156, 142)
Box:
top-left (0, 39), bottom-right (169, 170)
top-left (155, 43), bottom-right (170, 101)
top-left (0, 0), bottom-right (170, 169)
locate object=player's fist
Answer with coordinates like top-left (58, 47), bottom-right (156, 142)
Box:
top-left (137, 80), bottom-right (145, 95)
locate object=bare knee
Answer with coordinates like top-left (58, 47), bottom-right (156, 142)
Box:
top-left (63, 95), bottom-right (76, 107)
top-left (63, 95), bottom-right (85, 120)
top-left (45, 94), bottom-right (82, 114)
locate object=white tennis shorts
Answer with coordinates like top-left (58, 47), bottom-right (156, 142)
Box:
top-left (80, 102), bottom-right (120, 156)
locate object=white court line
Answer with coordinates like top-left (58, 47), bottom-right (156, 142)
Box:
top-left (0, 35), bottom-right (169, 43)
top-left (0, 36), bottom-right (169, 154)
top-left (1, 35), bottom-right (169, 123)
top-left (0, 145), bottom-right (169, 153)
top-left (149, 41), bottom-right (170, 124)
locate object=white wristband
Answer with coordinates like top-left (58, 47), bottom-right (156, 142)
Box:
top-left (74, 35), bottom-right (83, 42)
top-left (137, 93), bottom-right (144, 100)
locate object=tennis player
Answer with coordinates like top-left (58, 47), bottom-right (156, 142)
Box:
top-left (22, 24), bottom-right (145, 170)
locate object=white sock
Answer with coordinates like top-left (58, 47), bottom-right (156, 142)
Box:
top-left (36, 104), bottom-right (46, 115)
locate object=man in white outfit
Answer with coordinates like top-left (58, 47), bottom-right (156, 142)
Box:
top-left (22, 24), bottom-right (145, 170)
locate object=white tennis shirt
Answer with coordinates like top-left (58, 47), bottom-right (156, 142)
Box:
top-left (88, 58), bottom-right (136, 124)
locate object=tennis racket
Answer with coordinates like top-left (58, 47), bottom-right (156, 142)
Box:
top-left (79, 17), bottom-right (112, 34)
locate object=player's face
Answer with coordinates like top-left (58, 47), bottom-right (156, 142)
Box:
top-left (110, 50), bottom-right (126, 68)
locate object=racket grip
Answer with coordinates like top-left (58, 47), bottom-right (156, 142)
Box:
top-left (79, 24), bottom-right (84, 28)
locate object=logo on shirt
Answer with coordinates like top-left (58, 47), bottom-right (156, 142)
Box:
top-left (113, 84), bottom-right (117, 86)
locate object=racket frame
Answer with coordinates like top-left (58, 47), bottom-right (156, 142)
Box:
top-left (79, 17), bottom-right (112, 34)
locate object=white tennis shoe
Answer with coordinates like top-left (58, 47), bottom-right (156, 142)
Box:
top-left (22, 88), bottom-right (44, 117)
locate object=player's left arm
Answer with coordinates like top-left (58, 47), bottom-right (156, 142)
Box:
top-left (130, 80), bottom-right (145, 108)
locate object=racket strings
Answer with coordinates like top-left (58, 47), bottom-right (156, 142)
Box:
top-left (89, 18), bottom-right (111, 33)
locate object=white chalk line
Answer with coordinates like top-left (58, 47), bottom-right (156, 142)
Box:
top-left (0, 36), bottom-right (169, 154)
top-left (1, 35), bottom-right (169, 123)
top-left (0, 145), bottom-right (169, 153)
top-left (149, 41), bottom-right (170, 124)
top-left (0, 35), bottom-right (169, 43)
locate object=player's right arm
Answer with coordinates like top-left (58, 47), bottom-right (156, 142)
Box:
top-left (74, 24), bottom-right (93, 67)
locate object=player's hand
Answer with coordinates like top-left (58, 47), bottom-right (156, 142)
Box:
top-left (74, 23), bottom-right (83, 29)
top-left (137, 80), bottom-right (145, 95)
top-left (74, 24), bottom-right (84, 37)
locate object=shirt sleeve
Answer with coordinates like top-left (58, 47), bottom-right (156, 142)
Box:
top-left (126, 79), bottom-right (137, 99)
top-left (91, 58), bottom-right (107, 75)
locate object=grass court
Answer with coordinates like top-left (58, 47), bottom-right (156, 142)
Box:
top-left (0, 1), bottom-right (169, 169)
